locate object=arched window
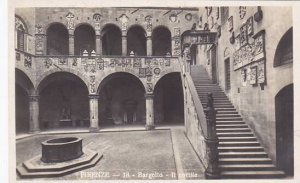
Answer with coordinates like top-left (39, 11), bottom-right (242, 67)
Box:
top-left (152, 26), bottom-right (172, 56)
top-left (15, 16), bottom-right (27, 51)
top-left (274, 28), bottom-right (293, 67)
top-left (127, 25), bottom-right (146, 56)
top-left (74, 24), bottom-right (96, 56)
top-left (101, 24), bottom-right (122, 56)
top-left (46, 23), bottom-right (69, 55)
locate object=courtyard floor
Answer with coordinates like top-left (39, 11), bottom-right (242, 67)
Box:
top-left (16, 127), bottom-right (205, 180)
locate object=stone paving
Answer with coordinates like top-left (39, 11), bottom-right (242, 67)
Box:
top-left (16, 127), bottom-right (205, 180)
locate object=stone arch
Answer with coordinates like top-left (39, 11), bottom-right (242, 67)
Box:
top-left (127, 24), bottom-right (147, 56)
top-left (153, 70), bottom-right (181, 90)
top-left (46, 22), bottom-right (69, 55)
top-left (37, 71), bottom-right (90, 130)
top-left (152, 25), bottom-right (172, 56)
top-left (15, 15), bottom-right (28, 33)
top-left (97, 72), bottom-right (146, 126)
top-left (101, 23), bottom-right (122, 55)
top-left (153, 72), bottom-right (184, 124)
top-left (15, 68), bottom-right (34, 134)
top-left (275, 83), bottom-right (294, 176)
top-left (15, 68), bottom-right (35, 95)
top-left (274, 27), bottom-right (293, 67)
top-left (74, 23), bottom-right (96, 55)
top-left (100, 23), bottom-right (122, 36)
top-left (97, 71), bottom-right (146, 94)
top-left (36, 68), bottom-right (89, 93)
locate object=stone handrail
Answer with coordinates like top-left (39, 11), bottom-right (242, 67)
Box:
top-left (177, 58), bottom-right (208, 137)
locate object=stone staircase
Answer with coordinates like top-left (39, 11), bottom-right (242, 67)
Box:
top-left (190, 65), bottom-right (285, 179)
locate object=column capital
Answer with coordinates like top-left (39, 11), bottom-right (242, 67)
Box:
top-left (146, 35), bottom-right (152, 40)
top-left (96, 34), bottom-right (102, 39)
top-left (145, 93), bottom-right (154, 99)
top-left (69, 34), bottom-right (74, 38)
top-left (88, 94), bottom-right (100, 99)
top-left (28, 95), bottom-right (40, 102)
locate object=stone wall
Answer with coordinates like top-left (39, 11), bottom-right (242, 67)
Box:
top-left (196, 6), bottom-right (293, 162)
top-left (183, 72), bottom-right (208, 169)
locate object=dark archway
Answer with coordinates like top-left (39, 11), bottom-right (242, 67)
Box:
top-left (101, 24), bottom-right (122, 55)
top-left (275, 84), bottom-right (294, 176)
top-left (154, 73), bottom-right (184, 125)
top-left (152, 26), bottom-right (171, 56)
top-left (38, 72), bottom-right (89, 130)
top-left (274, 27), bottom-right (293, 67)
top-left (98, 73), bottom-right (145, 126)
top-left (46, 23), bottom-right (69, 55)
top-left (127, 25), bottom-right (146, 56)
top-left (15, 69), bottom-right (34, 134)
top-left (74, 24), bottom-right (96, 56)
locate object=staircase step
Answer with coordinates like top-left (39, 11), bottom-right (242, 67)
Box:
top-left (219, 152), bottom-right (268, 158)
top-left (217, 128), bottom-right (250, 133)
top-left (221, 170), bottom-right (285, 179)
top-left (216, 114), bottom-right (240, 117)
top-left (219, 141), bottom-right (260, 147)
top-left (217, 121), bottom-right (245, 125)
top-left (216, 124), bottom-right (248, 128)
top-left (219, 158), bottom-right (273, 164)
top-left (216, 117), bottom-right (243, 121)
top-left (218, 146), bottom-right (264, 152)
top-left (217, 132), bottom-right (254, 137)
top-left (218, 136), bottom-right (257, 141)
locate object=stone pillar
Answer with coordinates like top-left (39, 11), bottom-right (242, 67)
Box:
top-left (204, 93), bottom-right (220, 179)
top-left (89, 94), bottom-right (99, 131)
top-left (122, 35), bottom-right (127, 56)
top-left (146, 36), bottom-right (152, 56)
top-left (96, 34), bottom-right (102, 56)
top-left (145, 93), bottom-right (155, 130)
top-left (68, 30), bottom-right (75, 55)
top-left (28, 95), bottom-right (40, 133)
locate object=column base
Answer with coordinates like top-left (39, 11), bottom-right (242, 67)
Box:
top-left (89, 127), bottom-right (99, 132)
top-left (145, 124), bottom-right (155, 130)
top-left (28, 129), bottom-right (40, 134)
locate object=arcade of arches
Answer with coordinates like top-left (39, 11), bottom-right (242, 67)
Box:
top-left (45, 23), bottom-right (172, 57)
top-left (15, 71), bottom-right (184, 134)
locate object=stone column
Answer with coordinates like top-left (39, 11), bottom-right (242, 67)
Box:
top-left (68, 30), bottom-right (75, 55)
top-left (146, 36), bottom-right (152, 56)
top-left (28, 95), bottom-right (40, 133)
top-left (122, 35), bottom-right (127, 56)
top-left (96, 34), bottom-right (102, 56)
top-left (145, 93), bottom-right (155, 130)
top-left (204, 93), bottom-right (220, 179)
top-left (89, 94), bottom-right (99, 131)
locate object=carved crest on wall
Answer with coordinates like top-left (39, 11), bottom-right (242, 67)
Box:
top-left (239, 6), bottom-right (247, 20)
top-left (93, 13), bottom-right (102, 21)
top-left (66, 12), bottom-right (75, 30)
top-left (119, 14), bottom-right (129, 30)
top-left (185, 13), bottom-right (192, 21)
top-left (145, 15), bottom-right (152, 32)
top-left (169, 14), bottom-right (177, 23)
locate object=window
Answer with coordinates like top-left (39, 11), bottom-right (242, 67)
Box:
top-left (15, 16), bottom-right (27, 51)
top-left (225, 58), bottom-right (231, 90)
